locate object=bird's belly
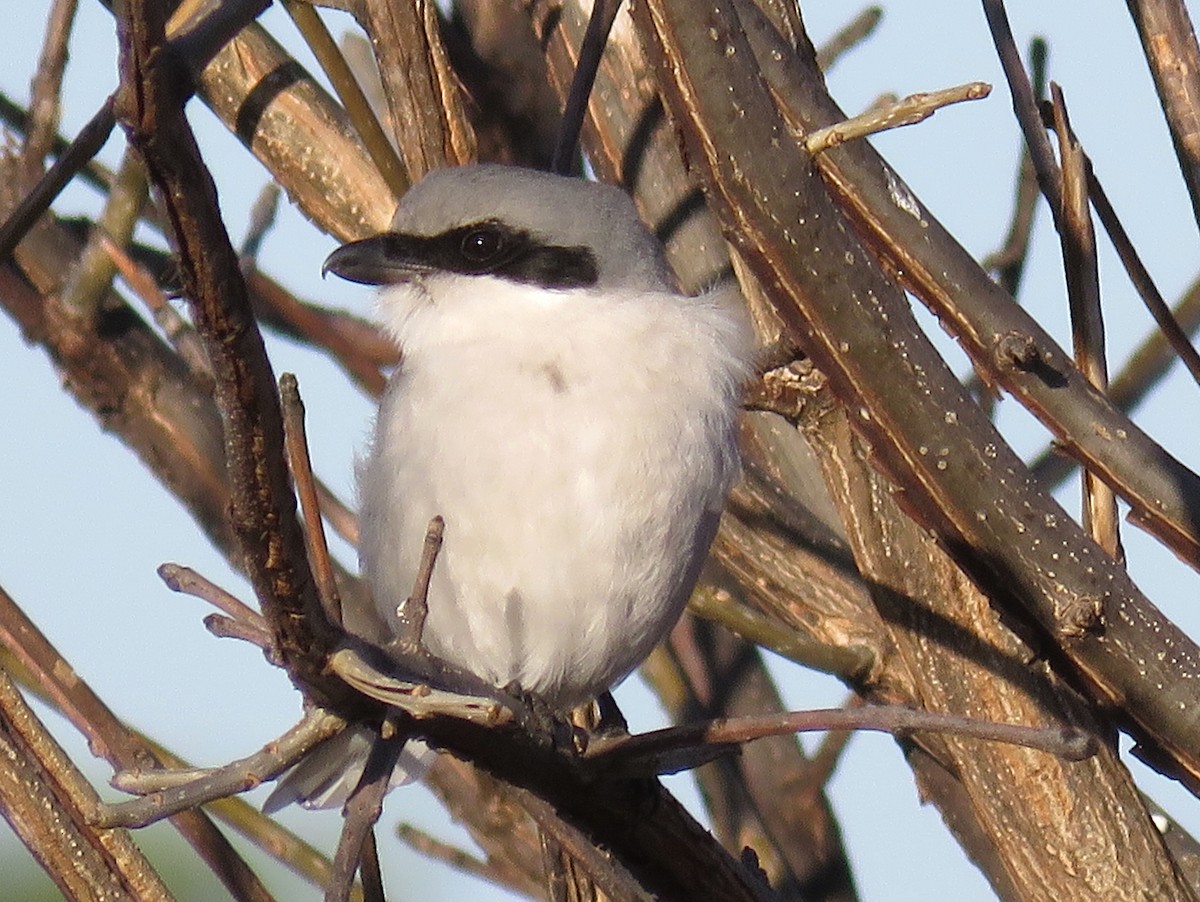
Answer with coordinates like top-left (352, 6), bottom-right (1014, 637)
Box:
top-left (363, 368), bottom-right (706, 710)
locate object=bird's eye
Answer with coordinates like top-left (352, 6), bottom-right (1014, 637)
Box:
top-left (459, 227), bottom-right (504, 263)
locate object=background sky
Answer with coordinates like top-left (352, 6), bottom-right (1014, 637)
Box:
top-left (2, 2), bottom-right (1200, 900)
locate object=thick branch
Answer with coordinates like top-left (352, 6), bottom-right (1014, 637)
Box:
top-left (0, 662), bottom-right (173, 902)
top-left (736, 0), bottom-right (1200, 571)
top-left (1125, 0), bottom-right (1200, 233)
top-left (635, 0), bottom-right (1200, 796)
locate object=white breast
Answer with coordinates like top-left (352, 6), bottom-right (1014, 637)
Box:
top-left (357, 274), bottom-right (750, 710)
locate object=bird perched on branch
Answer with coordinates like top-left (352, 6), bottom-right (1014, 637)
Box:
top-left (267, 164), bottom-right (752, 810)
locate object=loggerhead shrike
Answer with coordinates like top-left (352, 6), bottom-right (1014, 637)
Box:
top-left (266, 164), bottom-right (753, 810)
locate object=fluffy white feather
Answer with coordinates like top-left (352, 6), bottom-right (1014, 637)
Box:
top-left (361, 273), bottom-right (750, 709)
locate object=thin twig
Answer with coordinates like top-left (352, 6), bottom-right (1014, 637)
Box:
top-left (205, 613), bottom-right (278, 656)
top-left (317, 481), bottom-right (361, 548)
top-left (983, 0), bottom-right (1063, 213)
top-left (281, 372), bottom-right (343, 627)
top-left (981, 36), bottom-right (1047, 295)
top-left (815, 6), bottom-right (883, 72)
top-left (971, 37), bottom-right (1047, 416)
top-left (157, 563), bottom-right (267, 632)
top-left (396, 823), bottom-right (506, 886)
top-left (326, 715), bottom-right (406, 902)
top-left (1049, 84), bottom-right (1121, 560)
top-left (240, 182), bottom-right (281, 266)
top-left (584, 705), bottom-right (1096, 777)
top-left (391, 516), bottom-right (444, 652)
top-left (23, 0), bottom-right (79, 174)
top-left (802, 81), bottom-right (991, 155)
top-left (99, 231), bottom-right (213, 377)
top-left (1085, 157), bottom-right (1200, 391)
top-left (0, 98), bottom-right (116, 262)
top-left (550, 0), bottom-right (622, 174)
top-left (802, 694), bottom-right (862, 795)
top-left (97, 709), bottom-right (346, 828)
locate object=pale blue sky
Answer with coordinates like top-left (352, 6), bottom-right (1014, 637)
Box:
top-left (2, 3), bottom-right (1199, 900)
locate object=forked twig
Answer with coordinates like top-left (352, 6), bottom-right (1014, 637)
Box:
top-left (95, 708), bottom-right (346, 829)
top-left (157, 563), bottom-right (266, 631)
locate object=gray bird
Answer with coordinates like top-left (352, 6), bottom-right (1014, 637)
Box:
top-left (266, 164), bottom-right (752, 810)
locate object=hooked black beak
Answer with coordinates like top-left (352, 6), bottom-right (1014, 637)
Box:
top-left (322, 234), bottom-right (427, 286)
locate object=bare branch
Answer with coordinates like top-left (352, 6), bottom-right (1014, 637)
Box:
top-left (158, 564), bottom-right (267, 632)
top-left (585, 705), bottom-right (1094, 778)
top-left (1049, 84), bottom-right (1121, 559)
top-left (550, 0), bottom-right (621, 174)
top-left (0, 584), bottom-right (276, 902)
top-left (281, 373), bottom-right (344, 628)
top-left (97, 710), bottom-right (346, 829)
top-left (280, 0), bottom-right (407, 196)
top-left (815, 6), bottom-right (883, 72)
top-left (23, 0), bottom-right (78, 175)
top-left (802, 81), bottom-right (991, 155)
top-left (354, 0), bottom-right (475, 178)
top-left (326, 716), bottom-right (406, 902)
top-left (641, 0), bottom-right (1200, 794)
top-left (1126, 0), bottom-right (1200, 233)
top-left (115, 0), bottom-right (351, 705)
top-left (0, 663), bottom-right (173, 902)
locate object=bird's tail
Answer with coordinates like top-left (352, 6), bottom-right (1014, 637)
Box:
top-left (262, 726), bottom-right (435, 813)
